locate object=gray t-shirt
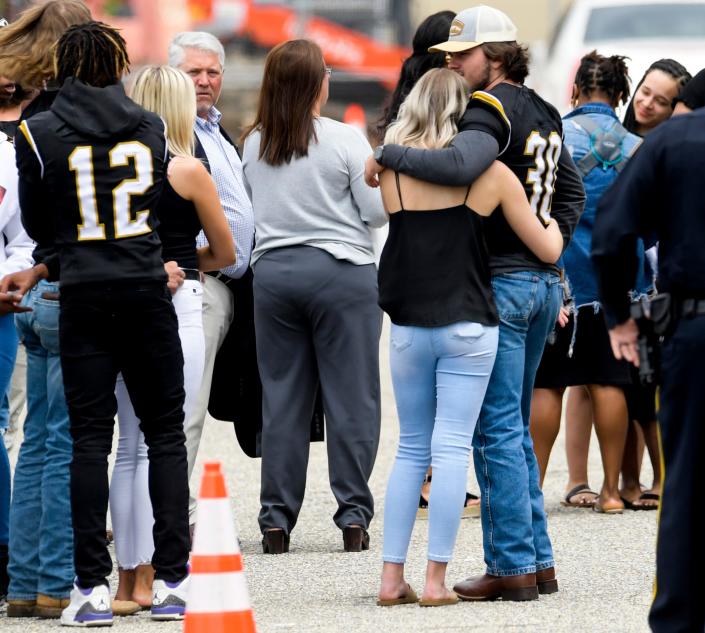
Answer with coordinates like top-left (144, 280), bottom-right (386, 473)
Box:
top-left (243, 117), bottom-right (387, 266)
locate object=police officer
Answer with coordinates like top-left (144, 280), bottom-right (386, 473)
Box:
top-left (593, 106), bottom-right (705, 633)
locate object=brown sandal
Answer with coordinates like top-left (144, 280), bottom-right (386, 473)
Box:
top-left (377, 584), bottom-right (418, 606)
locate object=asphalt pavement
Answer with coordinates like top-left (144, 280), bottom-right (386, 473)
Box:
top-left (2, 320), bottom-right (656, 632)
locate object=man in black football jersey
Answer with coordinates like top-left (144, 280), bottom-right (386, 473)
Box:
top-left (0, 22), bottom-right (190, 625)
top-left (366, 5), bottom-right (585, 601)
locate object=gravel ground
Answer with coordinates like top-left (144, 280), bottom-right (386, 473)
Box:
top-left (2, 320), bottom-right (656, 632)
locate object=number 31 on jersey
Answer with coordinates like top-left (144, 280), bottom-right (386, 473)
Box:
top-left (69, 141), bottom-right (154, 241)
top-left (524, 131), bottom-right (561, 227)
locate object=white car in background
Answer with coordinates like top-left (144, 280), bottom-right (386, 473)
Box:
top-left (535, 0), bottom-right (705, 114)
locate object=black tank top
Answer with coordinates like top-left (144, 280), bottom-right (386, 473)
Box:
top-left (156, 159), bottom-right (201, 270)
top-left (378, 173), bottom-right (499, 327)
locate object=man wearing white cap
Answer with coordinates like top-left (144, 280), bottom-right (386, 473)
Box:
top-left (366, 5), bottom-right (585, 601)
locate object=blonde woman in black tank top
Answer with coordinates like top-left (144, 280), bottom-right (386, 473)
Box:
top-left (376, 68), bottom-right (562, 607)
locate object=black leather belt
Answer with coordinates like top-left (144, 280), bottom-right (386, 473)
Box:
top-left (679, 298), bottom-right (705, 318)
top-left (205, 270), bottom-right (237, 287)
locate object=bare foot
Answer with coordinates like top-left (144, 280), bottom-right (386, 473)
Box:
top-left (131, 564), bottom-right (154, 608)
top-left (619, 483), bottom-right (643, 505)
top-left (378, 579), bottom-right (411, 602)
top-left (563, 485), bottom-right (598, 507)
top-left (594, 493), bottom-right (625, 514)
top-left (632, 486), bottom-right (661, 509)
top-left (115, 568), bottom-right (135, 602)
top-left (420, 585), bottom-right (455, 602)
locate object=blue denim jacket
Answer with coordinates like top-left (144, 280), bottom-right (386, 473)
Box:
top-left (561, 103), bottom-right (652, 308)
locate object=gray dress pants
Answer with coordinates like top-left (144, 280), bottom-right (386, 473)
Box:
top-left (253, 246), bottom-right (382, 534)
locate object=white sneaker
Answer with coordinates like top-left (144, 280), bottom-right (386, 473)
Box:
top-left (151, 576), bottom-right (189, 620)
top-left (60, 582), bottom-right (113, 627)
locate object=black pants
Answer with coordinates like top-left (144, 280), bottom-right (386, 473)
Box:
top-left (59, 282), bottom-right (189, 587)
top-left (649, 314), bottom-right (705, 633)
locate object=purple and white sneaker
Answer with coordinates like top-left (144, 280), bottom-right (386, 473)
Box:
top-left (60, 582), bottom-right (113, 627)
top-left (151, 576), bottom-right (189, 620)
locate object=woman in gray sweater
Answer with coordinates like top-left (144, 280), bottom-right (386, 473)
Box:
top-left (242, 39), bottom-right (388, 555)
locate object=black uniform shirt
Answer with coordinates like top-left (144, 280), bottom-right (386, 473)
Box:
top-left (467, 84), bottom-right (584, 274)
top-left (379, 83), bottom-right (585, 275)
top-left (592, 108), bottom-right (705, 327)
top-left (15, 78), bottom-right (167, 287)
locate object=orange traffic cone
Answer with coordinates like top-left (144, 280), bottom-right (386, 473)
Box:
top-left (184, 462), bottom-right (256, 633)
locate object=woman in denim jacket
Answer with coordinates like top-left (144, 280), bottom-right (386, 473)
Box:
top-left (530, 52), bottom-right (648, 514)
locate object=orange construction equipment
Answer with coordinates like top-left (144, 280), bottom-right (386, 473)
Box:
top-left (184, 462), bottom-right (256, 633)
top-left (343, 103), bottom-right (368, 136)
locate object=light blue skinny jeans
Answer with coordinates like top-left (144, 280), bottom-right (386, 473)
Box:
top-left (383, 320), bottom-right (498, 563)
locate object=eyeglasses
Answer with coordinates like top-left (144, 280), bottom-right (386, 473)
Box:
top-left (324, 66), bottom-right (333, 77)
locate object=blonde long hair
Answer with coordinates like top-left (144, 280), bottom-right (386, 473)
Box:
top-left (0, 0), bottom-right (91, 88)
top-left (130, 65), bottom-right (196, 158)
top-left (384, 68), bottom-right (468, 149)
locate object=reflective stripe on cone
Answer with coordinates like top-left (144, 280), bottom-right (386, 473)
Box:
top-left (184, 462), bottom-right (256, 633)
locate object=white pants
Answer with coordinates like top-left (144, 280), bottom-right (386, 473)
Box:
top-left (109, 280), bottom-right (205, 569)
top-left (184, 274), bottom-right (233, 518)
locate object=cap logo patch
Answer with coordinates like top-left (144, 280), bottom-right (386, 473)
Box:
top-left (449, 19), bottom-right (464, 37)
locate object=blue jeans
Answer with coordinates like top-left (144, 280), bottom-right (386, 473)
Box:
top-left (0, 312), bottom-right (18, 547)
top-left (473, 271), bottom-right (562, 576)
top-left (383, 321), bottom-right (498, 563)
top-left (8, 282), bottom-right (74, 600)
top-left (0, 394), bottom-right (9, 432)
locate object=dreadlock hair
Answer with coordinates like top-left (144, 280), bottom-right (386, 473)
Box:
top-left (54, 21), bottom-right (130, 88)
top-left (573, 50), bottom-right (631, 108)
top-left (374, 10), bottom-right (455, 141)
top-left (0, 0), bottom-right (91, 89)
top-left (623, 59), bottom-right (691, 135)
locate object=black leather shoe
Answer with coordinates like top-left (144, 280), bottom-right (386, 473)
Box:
top-left (262, 529), bottom-right (289, 554)
top-left (342, 526), bottom-right (370, 552)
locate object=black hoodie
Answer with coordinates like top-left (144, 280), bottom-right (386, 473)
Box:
top-left (15, 78), bottom-right (167, 286)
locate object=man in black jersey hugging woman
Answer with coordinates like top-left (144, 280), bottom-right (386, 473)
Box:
top-left (373, 67), bottom-right (563, 606)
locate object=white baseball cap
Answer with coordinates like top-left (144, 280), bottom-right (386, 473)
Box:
top-left (428, 5), bottom-right (518, 54)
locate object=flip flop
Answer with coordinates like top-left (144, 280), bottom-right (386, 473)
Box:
top-left (419, 591), bottom-right (459, 607)
top-left (462, 492), bottom-right (481, 519)
top-left (377, 584), bottom-right (418, 606)
top-left (633, 492), bottom-right (660, 511)
top-left (592, 499), bottom-right (624, 514)
top-left (620, 496), bottom-right (637, 510)
top-left (561, 484), bottom-right (598, 508)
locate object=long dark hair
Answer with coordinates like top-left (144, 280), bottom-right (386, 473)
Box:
top-left (375, 10), bottom-right (455, 140)
top-left (242, 39), bottom-right (325, 166)
top-left (623, 59), bottom-right (691, 135)
top-left (573, 50), bottom-right (631, 108)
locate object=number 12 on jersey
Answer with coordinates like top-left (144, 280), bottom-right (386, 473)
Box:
top-left (524, 131), bottom-right (561, 226)
top-left (69, 141), bottom-right (154, 241)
